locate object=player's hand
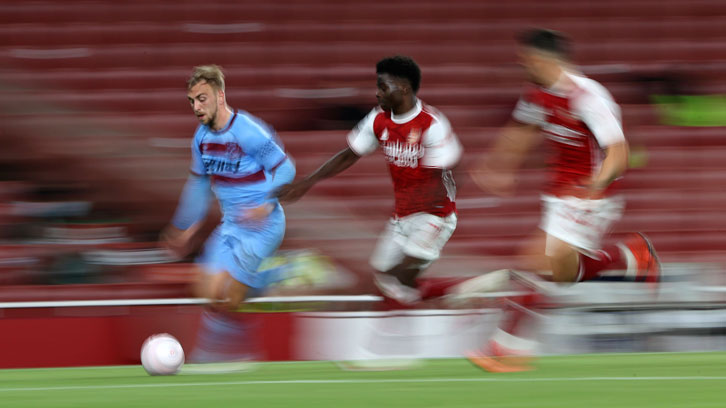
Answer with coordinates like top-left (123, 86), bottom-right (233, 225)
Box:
top-left (238, 203), bottom-right (274, 224)
top-left (159, 223), bottom-right (200, 258)
top-left (572, 175), bottom-right (608, 200)
top-left (469, 165), bottom-right (516, 197)
top-left (274, 179), bottom-right (313, 203)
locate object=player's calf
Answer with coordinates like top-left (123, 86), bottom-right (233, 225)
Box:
top-left (576, 233), bottom-right (661, 286)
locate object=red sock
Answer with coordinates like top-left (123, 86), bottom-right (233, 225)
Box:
top-left (417, 277), bottom-right (472, 300)
top-left (499, 291), bottom-right (541, 335)
top-left (578, 244), bottom-right (627, 282)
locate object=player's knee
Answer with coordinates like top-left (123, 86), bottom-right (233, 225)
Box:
top-left (386, 257), bottom-right (429, 287)
top-left (548, 254), bottom-right (579, 283)
top-left (191, 267), bottom-right (211, 298)
top-left (551, 269), bottom-right (577, 283)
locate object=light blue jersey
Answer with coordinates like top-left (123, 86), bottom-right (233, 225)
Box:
top-left (176, 110), bottom-right (295, 288)
top-left (190, 110), bottom-right (288, 220)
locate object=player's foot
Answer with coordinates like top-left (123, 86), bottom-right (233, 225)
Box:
top-left (466, 347), bottom-right (533, 373)
top-left (624, 233), bottom-right (661, 286)
top-left (466, 329), bottom-right (534, 373)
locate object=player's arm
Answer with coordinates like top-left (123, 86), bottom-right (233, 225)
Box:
top-left (161, 171), bottom-right (212, 256)
top-left (471, 120), bottom-right (542, 196)
top-left (160, 135), bottom-right (212, 255)
top-left (589, 141), bottom-right (628, 192)
top-left (471, 92), bottom-right (545, 196)
top-left (275, 147), bottom-right (361, 203)
top-left (170, 171), bottom-right (212, 229)
top-left (420, 115), bottom-right (463, 170)
top-left (242, 128), bottom-right (297, 221)
top-left (276, 108), bottom-right (379, 203)
top-left (577, 93), bottom-right (629, 196)
top-left (489, 92), bottom-right (547, 171)
top-left (243, 159), bottom-right (296, 221)
top-left (484, 120), bottom-right (542, 171)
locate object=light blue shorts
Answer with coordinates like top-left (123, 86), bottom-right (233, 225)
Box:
top-left (196, 205), bottom-right (285, 289)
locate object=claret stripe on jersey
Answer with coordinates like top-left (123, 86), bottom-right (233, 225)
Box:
top-left (211, 171), bottom-right (266, 185)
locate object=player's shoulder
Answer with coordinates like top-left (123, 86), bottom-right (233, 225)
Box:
top-left (420, 101), bottom-right (450, 128)
top-left (192, 123), bottom-right (206, 142)
top-left (193, 123), bottom-right (204, 136)
top-left (421, 101), bottom-right (445, 119)
top-left (520, 83), bottom-right (549, 105)
top-left (363, 106), bottom-right (389, 130)
top-left (567, 72), bottom-right (616, 104)
top-left (366, 106), bottom-right (387, 120)
top-left (232, 110), bottom-right (277, 139)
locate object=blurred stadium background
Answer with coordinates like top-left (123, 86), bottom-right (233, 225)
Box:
top-left (1, 0), bottom-right (726, 368)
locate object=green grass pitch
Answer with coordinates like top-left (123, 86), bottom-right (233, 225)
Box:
top-left (2, 352), bottom-right (725, 407)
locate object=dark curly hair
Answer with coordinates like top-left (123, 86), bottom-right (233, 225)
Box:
top-left (376, 55), bottom-right (421, 94)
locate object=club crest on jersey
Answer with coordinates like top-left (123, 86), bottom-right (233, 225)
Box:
top-left (407, 128), bottom-right (421, 144)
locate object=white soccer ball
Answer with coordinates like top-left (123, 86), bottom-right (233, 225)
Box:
top-left (141, 333), bottom-right (185, 376)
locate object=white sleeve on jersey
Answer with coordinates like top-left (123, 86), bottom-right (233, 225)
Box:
top-left (347, 108), bottom-right (380, 156)
top-left (512, 97), bottom-right (547, 127)
top-left (421, 116), bottom-right (463, 169)
top-left (574, 92), bottom-right (625, 148)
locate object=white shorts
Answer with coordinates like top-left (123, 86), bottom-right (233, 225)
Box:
top-left (370, 212), bottom-right (457, 272)
top-left (540, 194), bottom-right (624, 255)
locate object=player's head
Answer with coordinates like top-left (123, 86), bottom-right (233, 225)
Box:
top-left (187, 65), bottom-right (227, 127)
top-left (375, 56), bottom-right (421, 111)
top-left (516, 29), bottom-right (571, 87)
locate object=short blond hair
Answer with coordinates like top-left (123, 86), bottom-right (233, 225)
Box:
top-left (187, 65), bottom-right (225, 91)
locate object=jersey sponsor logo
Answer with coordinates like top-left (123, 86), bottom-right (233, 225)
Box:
top-left (382, 140), bottom-right (424, 168)
top-left (202, 157), bottom-right (243, 174)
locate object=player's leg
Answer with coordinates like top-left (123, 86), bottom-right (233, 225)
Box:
top-left (470, 196), bottom-right (660, 372)
top-left (542, 195), bottom-right (660, 284)
top-left (342, 213), bottom-right (456, 370)
top-left (545, 234), bottom-right (580, 282)
top-left (467, 229), bottom-right (547, 373)
top-left (470, 196), bottom-right (613, 372)
top-left (370, 217), bottom-right (425, 305)
top-left (188, 215), bottom-right (285, 369)
top-left (381, 255), bottom-right (428, 288)
top-left (542, 235), bottom-right (659, 286)
top-left (342, 224), bottom-right (418, 370)
top-left (517, 229), bottom-right (552, 274)
top-left (371, 213), bottom-right (457, 305)
top-left (577, 233), bottom-right (660, 284)
top-left (188, 228), bottom-right (248, 366)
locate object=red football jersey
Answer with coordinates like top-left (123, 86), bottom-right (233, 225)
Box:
top-left (348, 100), bottom-right (462, 217)
top-left (513, 72), bottom-right (626, 197)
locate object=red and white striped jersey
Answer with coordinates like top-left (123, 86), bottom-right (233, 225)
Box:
top-left (347, 100), bottom-right (462, 217)
top-left (512, 71), bottom-right (625, 197)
